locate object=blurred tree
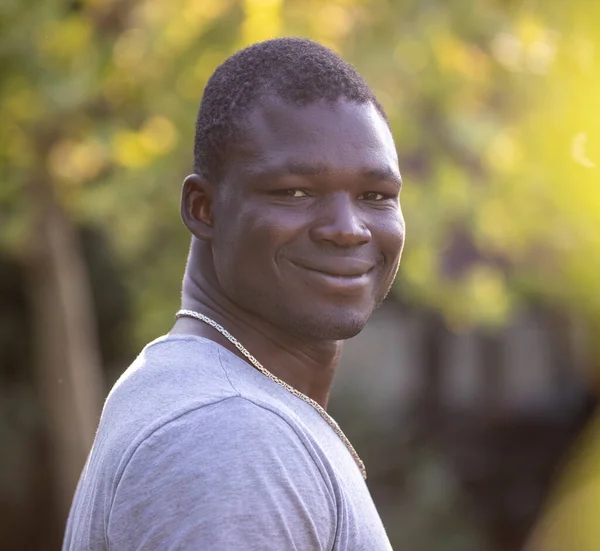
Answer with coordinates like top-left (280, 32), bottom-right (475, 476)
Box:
top-left (3, 0), bottom-right (598, 344)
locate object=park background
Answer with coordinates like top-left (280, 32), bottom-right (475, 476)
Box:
top-left (1, 0), bottom-right (599, 549)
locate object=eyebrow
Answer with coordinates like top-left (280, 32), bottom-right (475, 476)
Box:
top-left (254, 162), bottom-right (403, 188)
top-left (361, 167), bottom-right (403, 188)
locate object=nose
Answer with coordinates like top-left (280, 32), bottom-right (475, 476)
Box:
top-left (310, 193), bottom-right (372, 247)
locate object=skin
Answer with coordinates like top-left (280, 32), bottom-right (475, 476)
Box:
top-left (171, 95), bottom-right (405, 407)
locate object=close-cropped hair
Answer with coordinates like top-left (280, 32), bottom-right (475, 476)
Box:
top-left (193, 37), bottom-right (388, 182)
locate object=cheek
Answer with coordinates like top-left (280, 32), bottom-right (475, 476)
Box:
top-left (212, 206), bottom-right (251, 282)
top-left (378, 211), bottom-right (405, 260)
top-left (213, 207), bottom-right (279, 277)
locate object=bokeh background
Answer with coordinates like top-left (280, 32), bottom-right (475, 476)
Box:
top-left (1, 0), bottom-right (599, 549)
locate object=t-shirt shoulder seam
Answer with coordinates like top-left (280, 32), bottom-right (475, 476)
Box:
top-left (106, 395), bottom-right (336, 545)
top-left (234, 396), bottom-right (334, 488)
top-left (228, 396), bottom-right (340, 538)
top-left (216, 346), bottom-right (242, 395)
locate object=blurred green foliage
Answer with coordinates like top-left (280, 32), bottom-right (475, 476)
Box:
top-left (1, 0), bottom-right (599, 346)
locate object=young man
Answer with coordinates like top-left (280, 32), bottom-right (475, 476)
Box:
top-left (64, 37), bottom-right (405, 550)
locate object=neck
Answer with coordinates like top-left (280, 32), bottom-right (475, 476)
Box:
top-left (171, 241), bottom-right (342, 408)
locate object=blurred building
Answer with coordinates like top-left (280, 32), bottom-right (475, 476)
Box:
top-left (331, 297), bottom-right (595, 551)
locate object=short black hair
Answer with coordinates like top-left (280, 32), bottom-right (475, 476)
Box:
top-left (193, 37), bottom-right (388, 182)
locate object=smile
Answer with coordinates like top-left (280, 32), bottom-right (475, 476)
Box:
top-left (288, 259), bottom-right (374, 293)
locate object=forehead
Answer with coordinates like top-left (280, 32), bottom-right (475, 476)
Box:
top-left (228, 96), bottom-right (399, 177)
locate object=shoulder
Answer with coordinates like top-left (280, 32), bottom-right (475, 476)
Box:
top-left (108, 334), bottom-right (237, 402)
top-left (119, 396), bottom-right (328, 482)
top-left (108, 397), bottom-right (338, 550)
top-left (99, 335), bottom-right (240, 448)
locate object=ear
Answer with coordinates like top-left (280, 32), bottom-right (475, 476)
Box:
top-left (180, 173), bottom-right (215, 241)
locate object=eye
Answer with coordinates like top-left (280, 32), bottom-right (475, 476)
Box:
top-left (281, 188), bottom-right (309, 198)
top-left (361, 191), bottom-right (386, 201)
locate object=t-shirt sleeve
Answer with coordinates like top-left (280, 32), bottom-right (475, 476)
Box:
top-left (106, 397), bottom-right (337, 550)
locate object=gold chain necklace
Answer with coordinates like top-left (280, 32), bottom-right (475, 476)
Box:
top-left (175, 309), bottom-right (367, 480)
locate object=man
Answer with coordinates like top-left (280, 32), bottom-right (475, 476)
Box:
top-left (64, 37), bottom-right (405, 550)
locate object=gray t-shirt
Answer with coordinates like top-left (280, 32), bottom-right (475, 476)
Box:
top-left (63, 334), bottom-right (392, 550)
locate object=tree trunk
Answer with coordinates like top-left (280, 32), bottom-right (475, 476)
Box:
top-left (26, 175), bottom-right (104, 523)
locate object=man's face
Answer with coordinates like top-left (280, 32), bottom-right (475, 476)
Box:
top-left (211, 96), bottom-right (405, 340)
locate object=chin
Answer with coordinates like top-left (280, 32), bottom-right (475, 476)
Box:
top-left (291, 310), bottom-right (370, 341)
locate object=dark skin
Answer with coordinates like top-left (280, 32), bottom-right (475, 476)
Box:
top-left (171, 96), bottom-right (405, 408)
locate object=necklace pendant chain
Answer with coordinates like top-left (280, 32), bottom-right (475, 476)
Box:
top-left (175, 309), bottom-right (367, 480)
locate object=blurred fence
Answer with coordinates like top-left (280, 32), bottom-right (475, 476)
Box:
top-left (331, 298), bottom-right (596, 551)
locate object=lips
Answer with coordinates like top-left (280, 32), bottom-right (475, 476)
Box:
top-left (290, 258), bottom-right (375, 277)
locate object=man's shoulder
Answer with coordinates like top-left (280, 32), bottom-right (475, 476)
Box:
top-left (142, 394), bottom-right (311, 450)
top-left (106, 397), bottom-right (340, 551)
top-left (121, 394), bottom-right (318, 469)
top-left (107, 396), bottom-right (337, 518)
top-left (103, 334), bottom-right (238, 422)
top-left (96, 335), bottom-right (324, 478)
top-left (108, 334), bottom-right (237, 401)
top-left (94, 335), bottom-right (241, 469)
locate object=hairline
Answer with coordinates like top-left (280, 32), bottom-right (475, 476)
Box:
top-left (208, 92), bottom-right (390, 185)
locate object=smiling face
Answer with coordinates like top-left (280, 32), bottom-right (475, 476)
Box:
top-left (210, 96), bottom-right (405, 340)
